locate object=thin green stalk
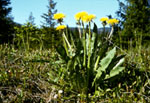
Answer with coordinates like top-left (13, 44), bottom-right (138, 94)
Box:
top-left (103, 25), bottom-right (105, 34)
top-left (62, 34), bottom-right (69, 56)
top-left (87, 22), bottom-right (92, 102)
top-left (109, 26), bottom-right (114, 38)
top-left (63, 32), bottom-right (72, 51)
top-left (94, 56), bottom-right (100, 71)
top-left (62, 31), bottom-right (73, 58)
top-left (78, 25), bottom-right (82, 38)
top-left (87, 22), bottom-right (91, 69)
top-left (81, 21), bottom-right (89, 100)
top-left (82, 22), bottom-right (86, 67)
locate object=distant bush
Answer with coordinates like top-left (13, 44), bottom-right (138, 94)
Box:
top-left (13, 22), bottom-right (61, 51)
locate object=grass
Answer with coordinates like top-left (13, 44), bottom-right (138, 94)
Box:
top-left (0, 35), bottom-right (150, 102)
top-left (0, 44), bottom-right (62, 102)
top-left (0, 44), bottom-right (150, 103)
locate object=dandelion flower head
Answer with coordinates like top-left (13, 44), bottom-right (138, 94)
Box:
top-left (82, 14), bottom-right (96, 23)
top-left (56, 25), bottom-right (66, 30)
top-left (54, 13), bottom-right (66, 20)
top-left (75, 11), bottom-right (88, 21)
top-left (100, 17), bottom-right (109, 22)
top-left (107, 18), bottom-right (119, 25)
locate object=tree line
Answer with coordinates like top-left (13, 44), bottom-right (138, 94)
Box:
top-left (0, 0), bottom-right (150, 45)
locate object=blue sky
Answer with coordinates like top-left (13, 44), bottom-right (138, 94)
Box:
top-left (11, 0), bottom-right (124, 28)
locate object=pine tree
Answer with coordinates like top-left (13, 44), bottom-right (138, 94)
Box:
top-left (41, 0), bottom-right (57, 27)
top-left (0, 0), bottom-right (11, 18)
top-left (0, 0), bottom-right (14, 43)
top-left (28, 12), bottom-right (35, 25)
top-left (116, 0), bottom-right (150, 36)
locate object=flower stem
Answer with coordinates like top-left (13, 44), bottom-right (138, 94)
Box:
top-left (82, 22), bottom-right (86, 67)
top-left (109, 26), bottom-right (114, 38)
top-left (62, 32), bottom-right (72, 51)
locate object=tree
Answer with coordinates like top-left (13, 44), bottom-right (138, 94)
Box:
top-left (27, 12), bottom-right (35, 25)
top-left (41, 0), bottom-right (57, 27)
top-left (0, 0), bottom-right (14, 43)
top-left (116, 0), bottom-right (150, 36)
top-left (0, 0), bottom-right (11, 18)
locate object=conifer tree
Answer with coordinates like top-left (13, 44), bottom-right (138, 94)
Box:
top-left (0, 0), bottom-right (14, 43)
top-left (28, 12), bottom-right (35, 25)
top-left (41, 0), bottom-right (57, 27)
top-left (0, 0), bottom-right (11, 18)
top-left (116, 0), bottom-right (150, 36)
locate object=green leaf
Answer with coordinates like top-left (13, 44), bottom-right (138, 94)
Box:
top-left (109, 67), bottom-right (125, 78)
top-left (70, 32), bottom-right (76, 49)
top-left (92, 70), bottom-right (102, 86)
top-left (90, 33), bottom-right (96, 54)
top-left (93, 23), bottom-right (98, 34)
top-left (106, 54), bottom-right (126, 74)
top-left (92, 47), bottom-right (117, 86)
top-left (100, 47), bottom-right (116, 71)
top-left (56, 45), bottom-right (69, 62)
top-left (105, 58), bottom-right (125, 79)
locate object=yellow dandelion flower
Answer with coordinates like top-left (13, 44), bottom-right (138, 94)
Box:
top-left (81, 16), bottom-right (88, 22)
top-left (56, 25), bottom-right (66, 30)
top-left (81, 14), bottom-right (96, 22)
top-left (107, 19), bottom-right (119, 25)
top-left (88, 14), bottom-right (96, 21)
top-left (82, 14), bottom-right (96, 23)
top-left (53, 13), bottom-right (66, 20)
top-left (100, 17), bottom-right (109, 22)
top-left (75, 11), bottom-right (88, 21)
